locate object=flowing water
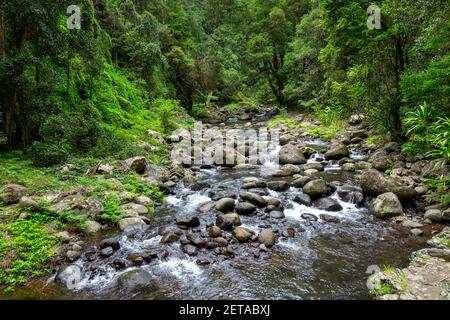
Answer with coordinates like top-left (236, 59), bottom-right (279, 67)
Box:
top-left (2, 119), bottom-right (428, 300)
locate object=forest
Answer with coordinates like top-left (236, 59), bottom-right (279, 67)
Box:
top-left (0, 0), bottom-right (449, 301)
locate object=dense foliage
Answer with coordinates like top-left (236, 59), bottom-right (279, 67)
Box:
top-left (0, 0), bottom-right (449, 160)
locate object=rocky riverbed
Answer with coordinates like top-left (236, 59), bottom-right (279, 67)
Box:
top-left (1, 111), bottom-right (449, 300)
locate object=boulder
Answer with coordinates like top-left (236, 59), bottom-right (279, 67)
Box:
top-left (293, 193), bottom-right (312, 206)
top-left (118, 217), bottom-right (146, 231)
top-left (215, 198), bottom-right (236, 213)
top-left (342, 163), bottom-right (356, 172)
top-left (208, 226), bottom-right (222, 238)
top-left (55, 264), bottom-right (83, 288)
top-left (83, 221), bottom-right (102, 234)
top-left (121, 156), bottom-right (147, 174)
top-left (240, 192), bottom-right (266, 207)
top-left (267, 181), bottom-right (290, 191)
top-left (258, 229), bottom-right (276, 247)
top-left (120, 203), bottom-right (148, 217)
top-left (269, 210), bottom-right (285, 219)
top-left (279, 144), bottom-right (307, 164)
top-left (175, 215), bottom-right (201, 228)
top-left (324, 143), bottom-right (349, 160)
top-left (17, 196), bottom-right (38, 209)
top-left (319, 214), bottom-right (340, 223)
top-left (303, 179), bottom-right (328, 197)
top-left (280, 164), bottom-right (301, 175)
top-left (349, 114), bottom-right (366, 126)
top-left (182, 244), bottom-right (199, 256)
top-left (2, 184), bottom-right (28, 204)
top-left (314, 198), bottom-right (343, 211)
top-left (424, 209), bottom-right (442, 223)
top-left (292, 176), bottom-right (311, 188)
top-left (232, 227), bottom-right (252, 242)
top-left (118, 269), bottom-right (157, 291)
top-left (235, 202), bottom-right (257, 215)
top-left (216, 213), bottom-right (241, 230)
top-left (135, 196), bottom-right (152, 207)
top-left (304, 163), bottom-right (325, 171)
top-left (370, 192), bottom-right (403, 219)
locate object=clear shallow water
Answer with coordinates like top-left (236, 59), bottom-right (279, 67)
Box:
top-left (0, 130), bottom-right (427, 300)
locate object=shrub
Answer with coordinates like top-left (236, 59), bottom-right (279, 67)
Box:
top-left (27, 141), bottom-right (69, 167)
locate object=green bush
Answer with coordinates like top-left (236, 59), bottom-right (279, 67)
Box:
top-left (27, 141), bottom-right (69, 167)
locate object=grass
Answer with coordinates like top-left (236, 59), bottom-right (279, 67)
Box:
top-left (370, 265), bottom-right (408, 297)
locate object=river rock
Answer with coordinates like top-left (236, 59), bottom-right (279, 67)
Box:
top-left (240, 192), bottom-right (266, 207)
top-left (258, 229), bottom-right (276, 247)
top-left (232, 227), bottom-right (253, 242)
top-left (279, 144), bottom-right (307, 164)
top-left (1, 184), bottom-right (28, 204)
top-left (304, 169), bottom-right (319, 176)
top-left (186, 232), bottom-right (206, 248)
top-left (215, 198), bottom-right (236, 212)
top-left (176, 215), bottom-right (201, 228)
top-left (280, 164), bottom-right (302, 176)
top-left (160, 231), bottom-right (181, 244)
top-left (235, 202), bottom-right (257, 215)
top-left (190, 182), bottom-right (211, 191)
top-left (293, 193), bottom-right (311, 206)
top-left (269, 210), bottom-right (285, 219)
top-left (319, 214), bottom-right (340, 223)
top-left (66, 250), bottom-right (82, 262)
top-left (182, 244), bottom-right (199, 256)
top-left (370, 192), bottom-right (403, 219)
top-left (334, 131), bottom-right (351, 145)
top-left (118, 269), bottom-right (157, 291)
top-left (443, 208), bottom-right (450, 221)
top-left (292, 176), bottom-right (311, 188)
top-left (302, 213), bottom-right (318, 222)
top-left (208, 226), bottom-right (222, 238)
top-left (324, 143), bottom-right (349, 160)
top-left (342, 163), bottom-right (356, 172)
top-left (303, 179), bottom-right (328, 197)
top-left (121, 156), bottom-right (147, 174)
top-left (119, 217), bottom-right (146, 231)
top-left (424, 209), bottom-right (442, 222)
top-left (348, 114), bottom-right (366, 126)
top-left (315, 198), bottom-right (343, 211)
top-left (100, 238), bottom-right (121, 250)
top-left (216, 213), bottom-right (241, 230)
top-left (304, 163), bottom-right (324, 171)
top-left (100, 246), bottom-right (114, 258)
top-left (265, 197), bottom-right (281, 207)
top-left (267, 181), bottom-right (290, 191)
top-left (372, 155), bottom-right (391, 172)
top-left (410, 228), bottom-right (424, 237)
top-left (55, 264), bottom-right (83, 288)
top-left (360, 169), bottom-right (417, 202)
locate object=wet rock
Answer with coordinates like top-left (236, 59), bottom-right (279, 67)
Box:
top-left (350, 130), bottom-right (367, 139)
top-left (186, 232), bottom-right (206, 248)
top-left (265, 198), bottom-right (281, 207)
top-left (160, 232), bottom-right (181, 244)
top-left (443, 208), bottom-right (450, 221)
top-left (182, 244), bottom-right (199, 256)
top-left (118, 269), bottom-right (157, 291)
top-left (325, 143), bottom-right (349, 160)
top-left (319, 214), bottom-right (341, 223)
top-left (280, 164), bottom-right (302, 175)
top-left (215, 198), bottom-right (236, 213)
top-left (240, 192), bottom-right (266, 207)
top-left (66, 250), bottom-right (81, 262)
top-left (282, 228), bottom-right (295, 238)
top-left (279, 144), bottom-right (307, 165)
top-left (216, 213), bottom-right (241, 230)
top-left (121, 156), bottom-right (147, 174)
top-left (258, 229), bottom-right (276, 247)
top-left (349, 114), bottom-right (366, 126)
top-left (315, 198), bottom-right (343, 212)
top-left (303, 179), bottom-right (328, 197)
top-left (72, 243), bottom-right (83, 252)
top-left (1, 184), bottom-right (27, 204)
top-left (371, 155), bottom-right (391, 172)
top-left (118, 217), bottom-right (146, 231)
top-left (83, 221), bottom-right (102, 234)
top-left (401, 220), bottom-right (424, 229)
top-left (293, 193), bottom-right (311, 206)
top-left (214, 237), bottom-right (229, 247)
top-left (337, 186), bottom-right (364, 205)
top-left (304, 163), bottom-right (324, 171)
top-left (269, 210), bottom-right (285, 219)
top-left (414, 186), bottom-right (428, 196)
top-left (100, 238), bottom-right (120, 251)
top-left (232, 227), bottom-right (253, 242)
top-left (351, 137), bottom-right (363, 144)
top-left (208, 226), bottom-right (222, 238)
top-left (235, 202), bottom-right (257, 215)
top-left (292, 176), bottom-right (311, 188)
top-left (191, 182), bottom-right (211, 191)
top-left (424, 209), bottom-right (442, 223)
top-left (100, 246), bottom-right (114, 258)
top-left (304, 169), bottom-right (319, 176)
top-left (342, 163), bottom-right (356, 172)
top-left (357, 161), bottom-right (372, 170)
top-left (370, 192), bottom-right (403, 219)
top-left (410, 228), bottom-right (424, 237)
top-left (176, 215), bottom-right (201, 228)
top-left (55, 264), bottom-right (83, 288)
top-left (267, 181), bottom-right (290, 191)
top-left (301, 213), bottom-right (318, 222)
top-left (127, 253), bottom-right (144, 266)
top-left (119, 191), bottom-right (134, 203)
top-left (334, 131), bottom-right (351, 145)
